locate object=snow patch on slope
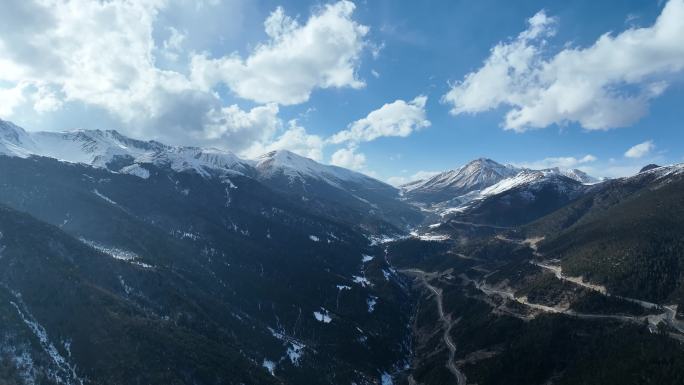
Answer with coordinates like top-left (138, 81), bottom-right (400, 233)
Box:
top-left (268, 327), bottom-right (307, 366)
top-left (313, 308), bottom-right (332, 323)
top-left (92, 189), bottom-right (118, 205)
top-left (80, 238), bottom-right (153, 268)
top-left (10, 294), bottom-right (84, 385)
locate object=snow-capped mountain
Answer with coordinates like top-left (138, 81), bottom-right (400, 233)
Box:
top-left (401, 160), bottom-right (602, 238)
top-left (254, 149), bottom-right (422, 233)
top-left (553, 167), bottom-right (600, 184)
top-left (402, 158), bottom-right (520, 203)
top-left (406, 169), bottom-right (590, 241)
top-left (0, 119), bottom-right (398, 189)
top-left (479, 169), bottom-right (587, 197)
top-left (401, 157), bottom-right (600, 210)
top-left (0, 119), bottom-right (252, 177)
top-left (0, 119), bottom-right (422, 233)
top-left (255, 149), bottom-right (378, 188)
top-left (618, 162), bottom-right (684, 190)
top-left (0, 119), bottom-right (380, 185)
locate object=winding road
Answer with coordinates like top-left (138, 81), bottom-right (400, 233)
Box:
top-left (489, 236), bottom-right (684, 334)
top-left (396, 233), bottom-right (684, 384)
top-left (402, 269), bottom-right (467, 385)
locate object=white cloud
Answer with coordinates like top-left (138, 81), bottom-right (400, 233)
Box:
top-left (202, 103), bottom-right (281, 149)
top-left (0, 83), bottom-right (28, 117)
top-left (243, 120), bottom-right (325, 161)
top-left (443, 0), bottom-right (684, 131)
top-left (0, 0), bottom-right (195, 123)
top-left (330, 146), bottom-right (367, 170)
top-left (190, 1), bottom-right (369, 105)
top-left (517, 154), bottom-right (598, 170)
top-left (624, 140), bottom-right (655, 158)
top-left (387, 170), bottom-right (440, 186)
top-left (326, 95), bottom-right (430, 175)
top-left (162, 26), bottom-right (187, 61)
top-left (330, 95), bottom-right (430, 144)
top-left (0, 0), bottom-right (368, 159)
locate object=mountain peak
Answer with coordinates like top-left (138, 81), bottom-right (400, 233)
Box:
top-left (468, 157), bottom-right (500, 165)
top-left (403, 157), bottom-right (520, 201)
top-left (401, 157), bottom-right (603, 208)
top-left (640, 164), bottom-right (661, 173)
top-left (459, 157), bottom-right (515, 175)
top-left (544, 167), bottom-right (599, 184)
top-left (0, 119), bottom-right (31, 145)
top-left (255, 148), bottom-right (379, 187)
top-left (256, 149), bottom-right (316, 170)
top-left (257, 149), bottom-right (306, 163)
top-left (0, 120), bottom-right (250, 177)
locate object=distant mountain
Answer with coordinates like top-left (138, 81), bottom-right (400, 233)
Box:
top-left (255, 149), bottom-right (376, 187)
top-left (401, 158), bottom-right (598, 210)
top-left (402, 158), bottom-right (520, 204)
top-left (0, 119), bottom-right (252, 177)
top-left (550, 167), bottom-right (600, 184)
top-left (255, 150), bottom-right (422, 233)
top-left (441, 169), bottom-right (589, 228)
top-left (400, 158), bottom-right (599, 237)
top-left (0, 119), bottom-right (421, 234)
top-left (639, 163), bottom-right (661, 173)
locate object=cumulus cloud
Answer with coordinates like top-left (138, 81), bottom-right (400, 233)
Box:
top-left (330, 146), bottom-right (367, 170)
top-left (0, 0), bottom-right (372, 159)
top-left (0, 0), bottom-right (184, 122)
top-left (190, 1), bottom-right (369, 105)
top-left (330, 95), bottom-right (430, 144)
top-left (0, 83), bottom-right (27, 117)
top-left (443, 0), bottom-right (684, 131)
top-left (624, 140), bottom-right (655, 158)
top-left (162, 26), bottom-right (187, 61)
top-left (201, 103), bottom-right (282, 150)
top-left (325, 95), bottom-right (430, 175)
top-left (243, 120), bottom-right (325, 161)
top-left (517, 154), bottom-right (598, 170)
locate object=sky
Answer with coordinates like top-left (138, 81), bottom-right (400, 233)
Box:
top-left (1, 0), bottom-right (683, 184)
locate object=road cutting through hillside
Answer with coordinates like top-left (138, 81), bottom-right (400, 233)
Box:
top-left (401, 269), bottom-right (467, 385)
top-left (495, 235), bottom-right (684, 334)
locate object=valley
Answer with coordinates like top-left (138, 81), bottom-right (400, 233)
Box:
top-left (1, 119), bottom-right (684, 384)
top-left (1, 0), bottom-right (683, 383)
top-left (384, 159), bottom-right (684, 385)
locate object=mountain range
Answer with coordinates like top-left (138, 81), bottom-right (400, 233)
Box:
top-left (0, 118), bottom-right (683, 385)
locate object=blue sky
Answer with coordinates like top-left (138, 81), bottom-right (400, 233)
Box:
top-left (1, 0), bottom-right (683, 183)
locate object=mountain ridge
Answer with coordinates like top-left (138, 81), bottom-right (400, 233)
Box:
top-left (0, 119), bottom-right (422, 235)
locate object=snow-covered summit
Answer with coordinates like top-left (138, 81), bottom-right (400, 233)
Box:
top-left (403, 158), bottom-right (520, 196)
top-left (0, 120), bottom-right (387, 188)
top-left (401, 157), bottom-right (603, 217)
top-left (0, 120), bottom-right (37, 157)
top-left (480, 169), bottom-right (582, 197)
top-left (549, 167), bottom-right (600, 184)
top-left (255, 149), bottom-right (378, 186)
top-left (627, 162), bottom-right (684, 186)
top-left (0, 119), bottom-right (252, 178)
